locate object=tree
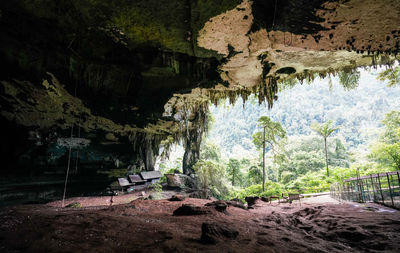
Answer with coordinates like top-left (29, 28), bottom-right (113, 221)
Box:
top-left (252, 116), bottom-right (286, 191)
top-left (193, 160), bottom-right (229, 198)
top-left (369, 111), bottom-right (400, 170)
top-left (227, 158), bottom-right (241, 186)
top-left (200, 141), bottom-right (221, 162)
top-left (380, 111), bottom-right (400, 144)
top-left (370, 142), bottom-right (400, 170)
top-left (338, 68), bottom-right (360, 90)
top-left (310, 120), bottom-right (339, 177)
top-left (377, 66), bottom-right (400, 87)
top-left (247, 165), bottom-right (263, 185)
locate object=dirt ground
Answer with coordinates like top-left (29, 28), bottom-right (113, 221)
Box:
top-left (1, 194), bottom-right (399, 253)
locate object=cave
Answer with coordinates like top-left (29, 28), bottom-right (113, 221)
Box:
top-left (0, 0), bottom-right (400, 252)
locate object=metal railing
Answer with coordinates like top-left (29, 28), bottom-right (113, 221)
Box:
top-left (330, 170), bottom-right (400, 209)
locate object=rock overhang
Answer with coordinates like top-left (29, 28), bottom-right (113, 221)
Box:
top-left (0, 0), bottom-right (399, 174)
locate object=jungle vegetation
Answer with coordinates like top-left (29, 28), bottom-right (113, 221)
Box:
top-left (160, 66), bottom-right (400, 200)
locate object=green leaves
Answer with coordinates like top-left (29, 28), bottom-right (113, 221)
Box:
top-left (310, 120), bottom-right (339, 138)
top-left (226, 158), bottom-right (241, 186)
top-left (252, 116), bottom-right (287, 150)
top-left (377, 66), bottom-right (400, 87)
top-left (338, 68), bottom-right (360, 90)
top-left (369, 110), bottom-right (400, 170)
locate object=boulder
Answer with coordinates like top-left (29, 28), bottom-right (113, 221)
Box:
top-left (166, 173), bottom-right (200, 189)
top-left (205, 200), bottom-right (227, 212)
top-left (173, 204), bottom-right (211, 216)
top-left (206, 200), bottom-right (247, 211)
top-left (169, 194), bottom-right (186, 201)
top-left (200, 222), bottom-right (239, 244)
top-left (245, 196), bottom-right (259, 207)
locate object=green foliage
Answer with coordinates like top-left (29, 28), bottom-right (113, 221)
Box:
top-left (310, 120), bottom-right (339, 139)
top-left (193, 160), bottom-right (230, 199)
top-left (200, 141), bottom-right (221, 162)
top-left (377, 66), bottom-right (400, 87)
top-left (247, 165), bottom-right (262, 185)
top-left (66, 202), bottom-right (82, 208)
top-left (230, 181), bottom-right (284, 200)
top-left (286, 171), bottom-right (332, 193)
top-left (203, 70), bottom-right (400, 199)
top-left (253, 116), bottom-right (287, 150)
top-left (253, 116), bottom-right (287, 191)
top-left (370, 142), bottom-right (400, 170)
top-left (338, 69), bottom-right (361, 90)
top-left (380, 111), bottom-right (400, 144)
top-left (226, 158), bottom-right (241, 186)
top-left (369, 110), bottom-right (400, 170)
top-left (310, 120), bottom-right (339, 177)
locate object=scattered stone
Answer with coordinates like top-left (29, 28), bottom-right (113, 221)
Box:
top-left (205, 201), bottom-right (228, 212)
top-left (169, 194), bottom-right (186, 201)
top-left (205, 200), bottom-right (247, 211)
top-left (200, 222), bottom-right (239, 244)
top-left (173, 204), bottom-right (211, 216)
top-left (245, 196), bottom-right (259, 207)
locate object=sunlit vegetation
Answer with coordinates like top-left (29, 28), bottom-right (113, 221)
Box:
top-left (160, 67), bottom-right (400, 201)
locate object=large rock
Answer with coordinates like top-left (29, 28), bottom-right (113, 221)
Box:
top-left (168, 194), bottom-right (186, 201)
top-left (205, 201), bottom-right (228, 213)
top-left (200, 222), bottom-right (239, 244)
top-left (245, 196), bottom-right (260, 207)
top-left (166, 173), bottom-right (200, 189)
top-left (173, 204), bottom-right (211, 216)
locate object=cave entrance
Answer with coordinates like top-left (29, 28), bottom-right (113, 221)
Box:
top-left (160, 65), bottom-right (400, 201)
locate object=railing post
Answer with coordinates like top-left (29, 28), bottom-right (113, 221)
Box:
top-left (364, 178), bottom-right (372, 202)
top-left (370, 175), bottom-right (376, 202)
top-left (377, 174), bottom-right (385, 204)
top-left (397, 172), bottom-right (400, 190)
top-left (386, 173), bottom-right (395, 207)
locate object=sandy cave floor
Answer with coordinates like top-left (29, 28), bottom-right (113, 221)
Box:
top-left (0, 194), bottom-right (399, 253)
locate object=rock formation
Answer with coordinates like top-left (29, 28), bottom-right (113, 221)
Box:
top-left (0, 0), bottom-right (399, 202)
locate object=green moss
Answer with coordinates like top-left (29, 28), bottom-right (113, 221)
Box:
top-left (16, 0), bottom-right (241, 56)
top-left (65, 202), bottom-right (81, 208)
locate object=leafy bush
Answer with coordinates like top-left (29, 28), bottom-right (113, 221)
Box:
top-left (230, 181), bottom-right (284, 200)
top-left (193, 160), bottom-right (231, 199)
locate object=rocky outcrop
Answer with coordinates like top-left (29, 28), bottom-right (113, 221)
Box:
top-left (0, 0), bottom-right (399, 203)
top-left (173, 204), bottom-right (211, 215)
top-left (200, 222), bottom-right (239, 244)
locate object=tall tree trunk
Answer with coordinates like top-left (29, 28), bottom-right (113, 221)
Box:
top-left (262, 126), bottom-right (266, 191)
top-left (324, 137), bottom-right (329, 177)
top-left (232, 173), bottom-right (235, 186)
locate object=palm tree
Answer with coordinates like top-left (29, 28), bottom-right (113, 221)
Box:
top-left (310, 120), bottom-right (339, 177)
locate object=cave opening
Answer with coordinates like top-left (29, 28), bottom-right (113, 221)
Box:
top-left (1, 0), bottom-right (400, 252)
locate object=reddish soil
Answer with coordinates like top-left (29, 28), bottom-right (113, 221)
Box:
top-left (1, 195), bottom-right (399, 253)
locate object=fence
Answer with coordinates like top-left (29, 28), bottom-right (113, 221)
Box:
top-left (330, 170), bottom-right (400, 209)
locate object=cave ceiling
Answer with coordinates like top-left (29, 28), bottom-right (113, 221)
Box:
top-left (0, 0), bottom-right (399, 171)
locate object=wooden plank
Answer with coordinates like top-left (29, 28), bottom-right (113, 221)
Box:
top-left (128, 174), bottom-right (145, 183)
top-left (140, 171), bottom-right (162, 180)
top-left (118, 178), bottom-right (131, 187)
